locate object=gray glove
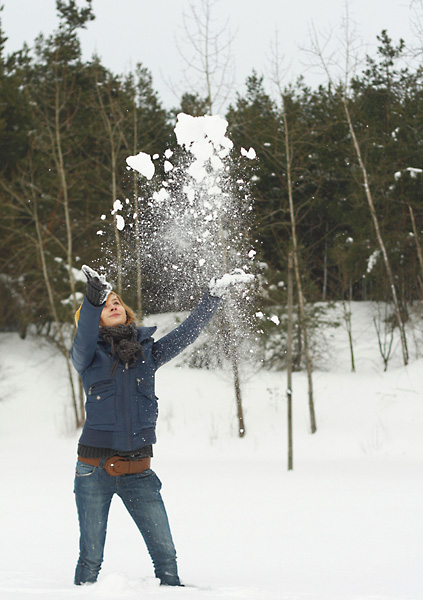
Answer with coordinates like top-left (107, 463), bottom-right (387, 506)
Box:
top-left (208, 268), bottom-right (254, 298)
top-left (82, 265), bottom-right (112, 306)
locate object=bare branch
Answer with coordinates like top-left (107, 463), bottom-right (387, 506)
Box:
top-left (303, 1), bottom-right (364, 92)
top-left (165, 0), bottom-right (237, 114)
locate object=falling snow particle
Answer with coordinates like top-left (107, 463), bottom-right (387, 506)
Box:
top-left (241, 147), bottom-right (257, 160)
top-left (115, 215), bottom-right (125, 231)
top-left (112, 199), bottom-right (123, 214)
top-left (126, 152), bottom-right (155, 180)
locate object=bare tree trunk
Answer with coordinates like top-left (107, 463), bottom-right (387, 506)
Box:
top-left (409, 204), bottom-right (423, 282)
top-left (53, 78), bottom-right (77, 316)
top-left (132, 106), bottom-right (143, 319)
top-left (228, 317), bottom-right (245, 437)
top-left (34, 63), bottom-right (79, 321)
top-left (202, 0), bottom-right (213, 115)
top-left (343, 97), bottom-right (408, 366)
top-left (373, 304), bottom-right (395, 371)
top-left (322, 223), bottom-right (328, 300)
top-left (112, 166), bottom-right (123, 296)
top-left (282, 105), bottom-right (317, 434)
top-left (286, 252), bottom-right (294, 470)
top-left (51, 80), bottom-right (84, 420)
top-left (218, 210), bottom-right (246, 437)
top-left (342, 299), bottom-right (355, 372)
top-left (229, 325), bottom-right (245, 438)
top-left (33, 190), bottom-right (81, 428)
top-left (133, 181), bottom-right (143, 319)
top-left (95, 75), bottom-right (125, 294)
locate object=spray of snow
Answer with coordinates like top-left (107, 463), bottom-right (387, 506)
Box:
top-left (98, 112), bottom-right (258, 368)
top-left (120, 114), bottom-right (256, 299)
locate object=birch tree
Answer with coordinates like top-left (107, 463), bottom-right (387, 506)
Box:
top-left (269, 40), bottom-right (317, 433)
top-left (308, 13), bottom-right (409, 365)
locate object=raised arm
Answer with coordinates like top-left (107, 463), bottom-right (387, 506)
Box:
top-left (70, 265), bottom-right (112, 375)
top-left (152, 269), bottom-right (254, 368)
top-left (152, 290), bottom-right (221, 369)
top-left (71, 298), bottom-right (103, 375)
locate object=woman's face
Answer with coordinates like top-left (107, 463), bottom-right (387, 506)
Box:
top-left (100, 294), bottom-right (127, 327)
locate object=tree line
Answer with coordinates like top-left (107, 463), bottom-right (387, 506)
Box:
top-left (1, 1), bottom-right (423, 344)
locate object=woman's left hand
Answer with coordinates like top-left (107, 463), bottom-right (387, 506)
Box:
top-left (208, 268), bottom-right (254, 298)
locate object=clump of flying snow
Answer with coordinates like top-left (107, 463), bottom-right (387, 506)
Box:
top-left (110, 199), bottom-right (125, 231)
top-left (126, 151), bottom-right (155, 180)
top-left (241, 147), bottom-right (257, 160)
top-left (174, 113), bottom-right (234, 183)
top-left (115, 215), bottom-right (125, 231)
top-left (111, 200), bottom-right (123, 213)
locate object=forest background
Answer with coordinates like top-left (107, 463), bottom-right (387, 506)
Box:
top-left (1, 1), bottom-right (423, 406)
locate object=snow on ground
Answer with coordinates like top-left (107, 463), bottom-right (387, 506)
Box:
top-left (0, 301), bottom-right (423, 600)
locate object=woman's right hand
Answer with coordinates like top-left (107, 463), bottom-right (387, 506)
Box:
top-left (82, 265), bottom-right (112, 306)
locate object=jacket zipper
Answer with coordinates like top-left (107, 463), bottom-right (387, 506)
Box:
top-left (123, 362), bottom-right (131, 448)
top-left (88, 384), bottom-right (98, 395)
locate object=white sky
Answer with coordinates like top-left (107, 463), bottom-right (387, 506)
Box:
top-left (1, 0), bottom-right (420, 110)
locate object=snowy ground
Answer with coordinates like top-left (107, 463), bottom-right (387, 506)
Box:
top-left (1, 301), bottom-right (423, 600)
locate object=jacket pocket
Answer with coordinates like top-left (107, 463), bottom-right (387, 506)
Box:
top-left (86, 379), bottom-right (117, 426)
top-left (135, 378), bottom-right (158, 427)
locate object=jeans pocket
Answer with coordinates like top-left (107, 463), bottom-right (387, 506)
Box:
top-left (75, 460), bottom-right (96, 477)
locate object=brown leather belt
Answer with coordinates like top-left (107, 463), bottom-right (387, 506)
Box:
top-left (78, 455), bottom-right (151, 476)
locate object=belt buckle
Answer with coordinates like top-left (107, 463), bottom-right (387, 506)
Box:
top-left (104, 456), bottom-right (128, 476)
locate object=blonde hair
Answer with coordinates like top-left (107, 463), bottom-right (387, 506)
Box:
top-left (74, 292), bottom-right (138, 327)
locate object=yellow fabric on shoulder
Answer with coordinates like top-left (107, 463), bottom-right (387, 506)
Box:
top-left (74, 304), bottom-right (82, 327)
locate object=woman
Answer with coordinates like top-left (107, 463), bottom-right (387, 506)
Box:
top-left (71, 265), bottom-right (249, 586)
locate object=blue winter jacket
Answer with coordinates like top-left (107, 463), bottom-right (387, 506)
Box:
top-left (71, 291), bottom-right (221, 451)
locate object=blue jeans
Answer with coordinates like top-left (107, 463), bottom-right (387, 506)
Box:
top-left (73, 460), bottom-right (181, 586)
